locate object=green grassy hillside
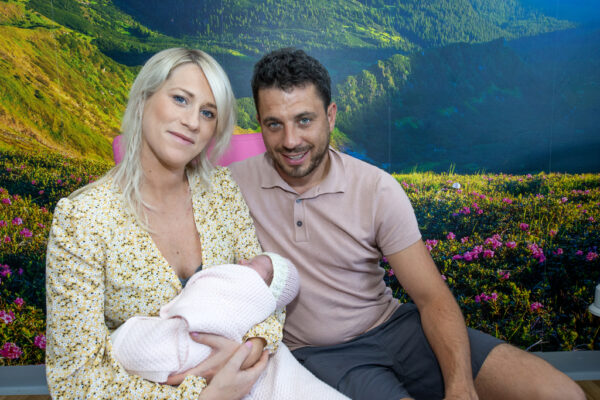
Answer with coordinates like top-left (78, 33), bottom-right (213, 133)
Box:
top-left (0, 0), bottom-right (136, 160)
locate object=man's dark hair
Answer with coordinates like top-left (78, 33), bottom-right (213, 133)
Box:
top-left (251, 48), bottom-right (331, 113)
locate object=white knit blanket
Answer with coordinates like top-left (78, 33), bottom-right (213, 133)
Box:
top-left (111, 264), bottom-right (348, 399)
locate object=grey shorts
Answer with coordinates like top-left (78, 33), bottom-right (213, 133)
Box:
top-left (292, 303), bottom-right (503, 400)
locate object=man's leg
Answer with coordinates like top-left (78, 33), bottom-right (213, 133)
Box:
top-left (474, 343), bottom-right (586, 400)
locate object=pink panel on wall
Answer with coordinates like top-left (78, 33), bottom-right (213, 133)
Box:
top-left (112, 133), bottom-right (266, 166)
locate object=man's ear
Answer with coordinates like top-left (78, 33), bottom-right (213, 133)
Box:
top-left (327, 102), bottom-right (337, 132)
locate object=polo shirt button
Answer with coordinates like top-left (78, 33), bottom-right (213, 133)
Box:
top-left (296, 220), bottom-right (303, 227)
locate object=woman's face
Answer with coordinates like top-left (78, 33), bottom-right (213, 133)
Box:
top-left (140, 63), bottom-right (218, 172)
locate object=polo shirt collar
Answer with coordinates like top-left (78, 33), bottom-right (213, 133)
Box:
top-left (259, 147), bottom-right (347, 197)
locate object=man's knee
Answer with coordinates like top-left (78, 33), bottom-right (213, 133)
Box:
top-left (476, 343), bottom-right (586, 400)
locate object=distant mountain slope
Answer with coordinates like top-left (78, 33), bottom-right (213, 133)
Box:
top-left (335, 27), bottom-right (600, 174)
top-left (24, 0), bottom-right (575, 96)
top-left (0, 1), bottom-right (136, 159)
top-left (112, 0), bottom-right (573, 52)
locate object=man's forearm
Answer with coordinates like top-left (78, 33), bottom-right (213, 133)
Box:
top-left (418, 292), bottom-right (477, 399)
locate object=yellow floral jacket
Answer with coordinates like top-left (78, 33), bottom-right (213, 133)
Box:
top-left (46, 167), bottom-right (284, 399)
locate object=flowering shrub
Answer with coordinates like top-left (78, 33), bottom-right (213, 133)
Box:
top-left (1, 149), bottom-right (111, 365)
top-left (383, 172), bottom-right (599, 351)
top-left (1, 148), bottom-right (599, 363)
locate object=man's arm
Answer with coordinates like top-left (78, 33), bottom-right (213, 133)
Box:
top-left (387, 240), bottom-right (478, 400)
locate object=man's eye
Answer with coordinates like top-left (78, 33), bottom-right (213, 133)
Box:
top-left (268, 122), bottom-right (281, 129)
top-left (173, 95), bottom-right (187, 104)
top-left (299, 118), bottom-right (311, 125)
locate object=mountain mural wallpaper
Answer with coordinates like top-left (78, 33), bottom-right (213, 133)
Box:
top-left (0, 0), bottom-right (598, 365)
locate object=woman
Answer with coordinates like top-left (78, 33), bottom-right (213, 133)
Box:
top-left (46, 48), bottom-right (280, 399)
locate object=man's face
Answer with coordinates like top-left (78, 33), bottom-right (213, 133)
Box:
top-left (257, 83), bottom-right (337, 191)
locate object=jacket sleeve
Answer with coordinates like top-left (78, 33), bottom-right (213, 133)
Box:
top-left (45, 198), bottom-right (206, 399)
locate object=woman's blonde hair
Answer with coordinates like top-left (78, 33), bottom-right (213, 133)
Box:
top-left (73, 48), bottom-right (236, 229)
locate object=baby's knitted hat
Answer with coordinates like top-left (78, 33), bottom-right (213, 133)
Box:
top-left (261, 252), bottom-right (300, 309)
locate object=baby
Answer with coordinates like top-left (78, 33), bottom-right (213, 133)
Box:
top-left (111, 253), bottom-right (349, 400)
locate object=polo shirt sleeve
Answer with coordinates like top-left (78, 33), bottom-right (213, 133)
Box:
top-left (373, 172), bottom-right (422, 256)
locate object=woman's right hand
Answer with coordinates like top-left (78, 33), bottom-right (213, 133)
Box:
top-left (198, 341), bottom-right (268, 400)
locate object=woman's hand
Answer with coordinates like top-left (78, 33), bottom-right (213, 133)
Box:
top-left (198, 341), bottom-right (268, 400)
top-left (165, 333), bottom-right (264, 385)
top-left (240, 337), bottom-right (267, 370)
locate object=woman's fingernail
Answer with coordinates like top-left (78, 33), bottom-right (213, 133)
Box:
top-left (244, 341), bottom-right (253, 349)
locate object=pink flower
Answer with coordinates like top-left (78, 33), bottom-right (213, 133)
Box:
top-left (425, 239), bottom-right (439, 248)
top-left (498, 270), bottom-right (511, 280)
top-left (561, 197), bottom-right (568, 203)
top-left (505, 241), bottom-right (517, 248)
top-left (19, 228), bottom-right (32, 237)
top-left (18, 268), bottom-right (23, 275)
top-left (461, 236), bottom-right (469, 244)
top-left (519, 223), bottom-right (529, 231)
top-left (1, 198), bottom-right (11, 205)
top-left (12, 217), bottom-right (23, 226)
top-left (536, 194), bottom-right (545, 199)
top-left (0, 310), bottom-right (15, 324)
top-left (490, 292), bottom-right (498, 301)
top-left (381, 257), bottom-right (388, 263)
top-left (485, 237), bottom-right (502, 250)
top-left (576, 250), bottom-right (584, 256)
top-left (31, 180), bottom-right (36, 185)
top-left (0, 342), bottom-right (23, 359)
top-left (460, 206), bottom-right (471, 215)
top-left (587, 252), bottom-right (598, 262)
top-left (0, 220), bottom-right (6, 227)
top-left (3, 235), bottom-right (10, 243)
top-left (463, 252), bottom-right (473, 261)
top-left (549, 229), bottom-right (557, 237)
top-left (387, 269), bottom-right (394, 277)
top-left (34, 335), bottom-right (46, 350)
top-left (589, 217), bottom-right (595, 222)
top-left (38, 190), bottom-right (44, 195)
top-left (553, 248), bottom-right (564, 255)
top-left (526, 174), bottom-right (533, 179)
top-left (528, 243), bottom-right (546, 263)
top-left (37, 223), bottom-right (45, 228)
top-left (502, 198), bottom-right (513, 204)
top-left (452, 254), bottom-right (463, 260)
top-left (57, 179), bottom-right (62, 184)
top-left (530, 302), bottom-right (544, 312)
top-left (446, 232), bottom-right (456, 240)
top-left (14, 298), bottom-right (24, 307)
top-left (483, 249), bottom-right (495, 258)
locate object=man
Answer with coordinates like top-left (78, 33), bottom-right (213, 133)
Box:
top-left (229, 48), bottom-right (584, 400)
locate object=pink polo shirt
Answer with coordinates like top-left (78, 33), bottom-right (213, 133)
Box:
top-left (229, 148), bottom-right (421, 351)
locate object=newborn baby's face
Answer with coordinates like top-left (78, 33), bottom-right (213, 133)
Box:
top-left (240, 255), bottom-right (273, 285)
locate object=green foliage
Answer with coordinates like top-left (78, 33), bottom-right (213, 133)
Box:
top-left (335, 33), bottom-right (600, 174)
top-left (25, 0), bottom-right (574, 62)
top-left (2, 147), bottom-right (598, 364)
top-left (383, 171), bottom-right (600, 351)
top-left (0, 2), bottom-right (137, 159)
top-left (0, 148), bottom-right (111, 364)
top-left (236, 97), bottom-right (260, 131)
